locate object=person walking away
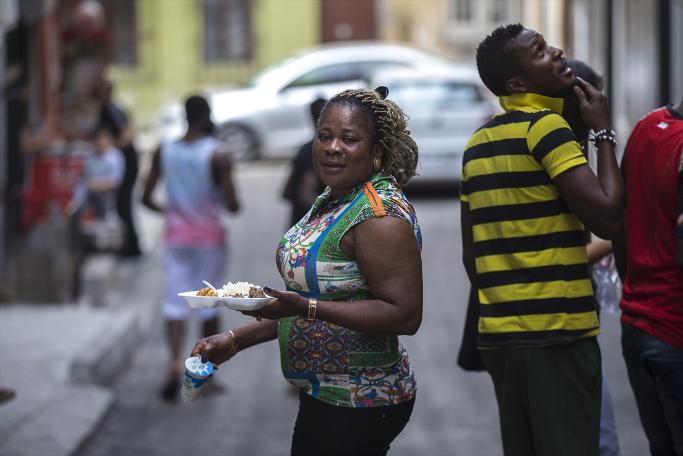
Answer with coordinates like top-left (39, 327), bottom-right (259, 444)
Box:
top-left (142, 95), bottom-right (240, 401)
top-left (96, 77), bottom-right (141, 257)
top-left (613, 98), bottom-right (683, 456)
top-left (282, 98), bottom-right (327, 227)
top-left (192, 87), bottom-right (422, 455)
top-left (461, 24), bottom-right (623, 456)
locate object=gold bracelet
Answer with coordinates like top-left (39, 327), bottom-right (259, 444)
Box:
top-left (307, 298), bottom-right (318, 321)
top-left (228, 329), bottom-right (239, 358)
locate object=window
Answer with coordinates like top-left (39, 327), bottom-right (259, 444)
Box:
top-left (202, 0), bottom-right (252, 63)
top-left (286, 63), bottom-right (366, 89)
top-left (488, 0), bottom-right (506, 23)
top-left (448, 0), bottom-right (521, 28)
top-left (453, 0), bottom-right (473, 22)
top-left (390, 81), bottom-right (483, 113)
top-left (102, 0), bottom-right (137, 66)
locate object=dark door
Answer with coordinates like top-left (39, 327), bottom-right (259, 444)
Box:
top-left (321, 0), bottom-right (376, 42)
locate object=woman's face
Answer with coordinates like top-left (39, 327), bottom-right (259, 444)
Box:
top-left (313, 103), bottom-right (378, 197)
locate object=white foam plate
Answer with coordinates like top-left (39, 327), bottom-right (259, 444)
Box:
top-left (178, 291), bottom-right (273, 311)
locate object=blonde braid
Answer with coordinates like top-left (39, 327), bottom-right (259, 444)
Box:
top-left (325, 88), bottom-right (419, 186)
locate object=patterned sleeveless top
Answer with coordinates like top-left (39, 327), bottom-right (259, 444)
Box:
top-left (276, 172), bottom-right (422, 408)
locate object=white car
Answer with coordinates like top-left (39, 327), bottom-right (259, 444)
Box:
top-left (153, 42), bottom-right (455, 160)
top-left (371, 67), bottom-right (498, 185)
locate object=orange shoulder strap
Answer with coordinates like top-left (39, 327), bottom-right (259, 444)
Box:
top-left (362, 182), bottom-right (386, 217)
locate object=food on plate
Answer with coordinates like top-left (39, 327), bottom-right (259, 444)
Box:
top-left (196, 287), bottom-right (218, 297)
top-left (195, 281), bottom-right (267, 298)
top-left (248, 286), bottom-right (267, 298)
top-left (220, 281), bottom-right (267, 298)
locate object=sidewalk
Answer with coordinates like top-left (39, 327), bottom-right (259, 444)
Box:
top-left (0, 243), bottom-right (161, 456)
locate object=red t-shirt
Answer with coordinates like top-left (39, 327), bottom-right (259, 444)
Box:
top-left (620, 105), bottom-right (683, 349)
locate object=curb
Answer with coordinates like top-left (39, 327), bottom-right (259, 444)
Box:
top-left (64, 257), bottom-right (153, 455)
top-left (71, 310), bottom-right (140, 386)
top-left (1, 213), bottom-right (161, 456)
top-left (65, 250), bottom-right (160, 455)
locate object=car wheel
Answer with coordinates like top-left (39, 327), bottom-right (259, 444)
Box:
top-left (217, 124), bottom-right (258, 161)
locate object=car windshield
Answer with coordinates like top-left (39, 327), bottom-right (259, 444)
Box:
top-left (246, 57), bottom-right (299, 87)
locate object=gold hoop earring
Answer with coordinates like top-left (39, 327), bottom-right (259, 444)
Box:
top-left (373, 156), bottom-right (381, 171)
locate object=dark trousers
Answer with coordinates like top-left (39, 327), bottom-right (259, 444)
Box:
top-left (290, 392), bottom-right (414, 456)
top-left (116, 144), bottom-right (141, 256)
top-left (622, 323), bottom-right (683, 456)
top-left (481, 337), bottom-right (602, 456)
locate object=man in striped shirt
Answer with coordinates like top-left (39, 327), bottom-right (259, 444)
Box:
top-left (461, 24), bottom-right (623, 456)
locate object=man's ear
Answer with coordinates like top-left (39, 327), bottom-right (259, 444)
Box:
top-left (505, 77), bottom-right (527, 94)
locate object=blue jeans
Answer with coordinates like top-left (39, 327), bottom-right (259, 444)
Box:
top-left (622, 323), bottom-right (683, 456)
top-left (601, 370), bottom-right (621, 456)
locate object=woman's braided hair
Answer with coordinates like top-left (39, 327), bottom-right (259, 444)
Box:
top-left (320, 86), bottom-right (419, 186)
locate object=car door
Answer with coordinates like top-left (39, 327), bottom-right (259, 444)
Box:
top-left (264, 62), bottom-right (368, 156)
top-left (390, 79), bottom-right (489, 181)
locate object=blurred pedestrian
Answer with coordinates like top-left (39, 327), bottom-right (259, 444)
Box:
top-left (68, 123), bottom-right (125, 300)
top-left (456, 57), bottom-right (622, 456)
top-left (192, 87), bottom-right (422, 455)
top-left (96, 77), bottom-right (142, 258)
top-left (613, 97), bottom-right (683, 456)
top-left (563, 58), bottom-right (621, 456)
top-left (461, 24), bottom-right (623, 456)
top-left (142, 95), bottom-right (240, 402)
top-left (282, 98), bottom-right (326, 227)
top-left (84, 124), bottom-right (125, 218)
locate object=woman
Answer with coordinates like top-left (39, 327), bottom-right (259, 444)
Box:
top-left (192, 87), bottom-right (422, 455)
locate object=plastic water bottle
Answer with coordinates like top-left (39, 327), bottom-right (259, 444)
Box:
top-left (592, 255), bottom-right (621, 314)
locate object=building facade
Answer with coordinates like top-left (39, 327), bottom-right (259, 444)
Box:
top-left (565, 0), bottom-right (683, 145)
top-left (109, 0), bottom-right (321, 134)
top-left (379, 0), bottom-right (682, 150)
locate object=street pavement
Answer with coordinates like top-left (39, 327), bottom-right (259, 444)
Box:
top-left (0, 205), bottom-right (163, 456)
top-left (64, 162), bottom-right (650, 456)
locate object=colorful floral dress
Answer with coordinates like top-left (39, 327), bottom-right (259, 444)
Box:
top-left (276, 172), bottom-right (422, 408)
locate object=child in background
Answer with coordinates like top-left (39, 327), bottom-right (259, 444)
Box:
top-left (84, 124), bottom-right (124, 219)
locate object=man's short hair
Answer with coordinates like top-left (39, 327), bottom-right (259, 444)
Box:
top-left (185, 95), bottom-right (211, 124)
top-left (476, 23), bottom-right (525, 96)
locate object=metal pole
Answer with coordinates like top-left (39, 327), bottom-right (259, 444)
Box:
top-left (659, 0), bottom-right (671, 105)
top-left (606, 0), bottom-right (614, 127)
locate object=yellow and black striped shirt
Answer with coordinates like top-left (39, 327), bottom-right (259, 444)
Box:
top-left (461, 93), bottom-right (599, 348)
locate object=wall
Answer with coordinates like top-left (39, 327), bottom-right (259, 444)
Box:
top-left (109, 0), bottom-right (319, 142)
top-left (379, 0), bottom-right (446, 54)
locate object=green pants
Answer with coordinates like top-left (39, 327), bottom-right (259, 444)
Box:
top-left (481, 337), bottom-right (602, 456)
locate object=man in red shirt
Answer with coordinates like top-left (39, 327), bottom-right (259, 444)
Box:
top-left (614, 99), bottom-right (683, 456)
